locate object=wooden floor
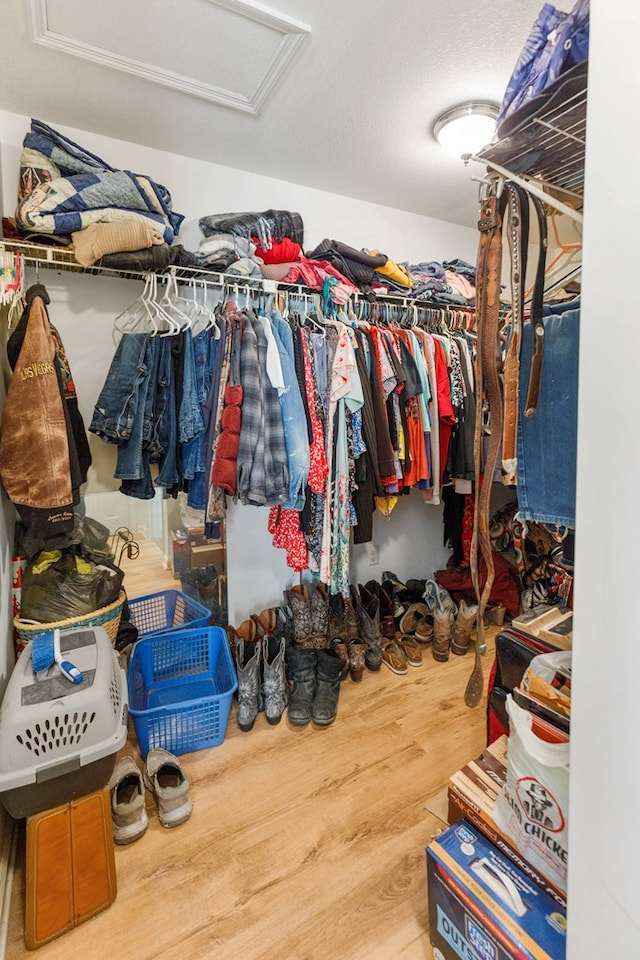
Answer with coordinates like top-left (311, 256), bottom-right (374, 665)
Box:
top-left (5, 541), bottom-right (495, 960)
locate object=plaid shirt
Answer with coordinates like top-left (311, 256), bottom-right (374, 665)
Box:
top-left (236, 312), bottom-right (288, 506)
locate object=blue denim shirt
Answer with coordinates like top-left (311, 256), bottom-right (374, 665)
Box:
top-left (270, 311), bottom-right (310, 510)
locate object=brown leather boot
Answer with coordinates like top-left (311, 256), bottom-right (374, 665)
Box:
top-left (432, 608), bottom-right (453, 662)
top-left (285, 582), bottom-right (330, 649)
top-left (330, 639), bottom-right (350, 681)
top-left (450, 600), bottom-right (479, 656)
top-left (228, 617), bottom-right (259, 661)
top-left (347, 639), bottom-right (367, 681)
top-left (362, 580), bottom-right (395, 638)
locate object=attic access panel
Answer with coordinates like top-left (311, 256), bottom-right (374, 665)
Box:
top-left (26, 0), bottom-right (310, 114)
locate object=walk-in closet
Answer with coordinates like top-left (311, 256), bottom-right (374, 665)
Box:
top-left (0, 2), bottom-right (634, 958)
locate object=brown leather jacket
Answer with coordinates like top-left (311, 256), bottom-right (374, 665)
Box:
top-left (0, 290), bottom-right (75, 536)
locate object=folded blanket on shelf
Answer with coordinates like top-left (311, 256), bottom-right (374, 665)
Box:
top-left (15, 119), bottom-right (183, 243)
top-left (199, 210), bottom-right (304, 249)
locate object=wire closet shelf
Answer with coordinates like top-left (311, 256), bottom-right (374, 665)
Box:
top-left (474, 62), bottom-right (587, 223)
top-left (0, 238), bottom-right (478, 329)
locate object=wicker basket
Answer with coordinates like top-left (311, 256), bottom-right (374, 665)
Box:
top-left (13, 590), bottom-right (126, 648)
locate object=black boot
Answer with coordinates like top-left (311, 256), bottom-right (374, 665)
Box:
top-left (312, 649), bottom-right (343, 726)
top-left (286, 648), bottom-right (317, 726)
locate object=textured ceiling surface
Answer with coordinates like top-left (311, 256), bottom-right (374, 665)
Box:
top-left (0, 0), bottom-right (546, 227)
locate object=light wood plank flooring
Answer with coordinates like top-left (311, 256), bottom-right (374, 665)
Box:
top-left (5, 541), bottom-right (495, 960)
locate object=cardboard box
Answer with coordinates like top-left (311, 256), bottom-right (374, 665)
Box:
top-left (191, 541), bottom-right (226, 574)
top-left (427, 821), bottom-right (567, 960)
top-left (511, 606), bottom-right (573, 650)
top-left (447, 737), bottom-right (566, 907)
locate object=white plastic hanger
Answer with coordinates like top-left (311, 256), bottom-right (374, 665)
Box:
top-left (196, 281), bottom-right (221, 337)
top-left (113, 274), bottom-right (158, 339)
top-left (157, 272), bottom-right (191, 335)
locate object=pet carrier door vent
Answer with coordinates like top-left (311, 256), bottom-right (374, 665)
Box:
top-left (16, 711), bottom-right (97, 757)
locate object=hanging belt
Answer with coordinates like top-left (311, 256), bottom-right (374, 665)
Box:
top-left (466, 192), bottom-right (505, 708)
top-left (523, 196), bottom-right (548, 418)
top-left (502, 185), bottom-right (548, 483)
top-left (465, 182), bottom-right (548, 707)
top-left (501, 183), bottom-right (529, 484)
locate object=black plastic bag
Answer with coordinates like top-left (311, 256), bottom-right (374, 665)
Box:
top-left (20, 549), bottom-right (124, 623)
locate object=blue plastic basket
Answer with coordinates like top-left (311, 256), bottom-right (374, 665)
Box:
top-left (127, 626), bottom-right (237, 758)
top-left (127, 589), bottom-right (210, 638)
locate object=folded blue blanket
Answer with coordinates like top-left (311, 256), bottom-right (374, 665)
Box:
top-left (16, 119), bottom-right (183, 243)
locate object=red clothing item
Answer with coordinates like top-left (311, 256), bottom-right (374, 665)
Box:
top-left (397, 330), bottom-right (429, 487)
top-left (253, 237), bottom-right (301, 264)
top-left (299, 330), bottom-right (328, 494)
top-left (279, 258), bottom-right (359, 301)
top-left (432, 338), bottom-right (456, 487)
top-left (435, 552), bottom-right (522, 619)
top-left (268, 506), bottom-right (308, 572)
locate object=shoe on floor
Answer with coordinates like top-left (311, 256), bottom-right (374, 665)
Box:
top-left (380, 637), bottom-right (408, 675)
top-left (143, 748), bottom-right (193, 828)
top-left (395, 633), bottom-right (423, 667)
top-left (108, 756), bottom-right (149, 845)
top-left (398, 602), bottom-right (429, 636)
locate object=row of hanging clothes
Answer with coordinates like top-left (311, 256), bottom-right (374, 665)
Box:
top-left (89, 271), bottom-right (479, 596)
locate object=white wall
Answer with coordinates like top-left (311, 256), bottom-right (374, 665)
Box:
top-left (0, 109), bottom-right (476, 625)
top-left (568, 5), bottom-right (640, 958)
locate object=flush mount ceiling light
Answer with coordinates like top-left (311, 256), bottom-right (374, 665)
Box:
top-left (433, 102), bottom-right (500, 163)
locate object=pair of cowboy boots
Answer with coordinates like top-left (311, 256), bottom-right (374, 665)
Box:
top-left (327, 592), bottom-right (367, 682)
top-left (234, 633), bottom-right (288, 731)
top-left (286, 647), bottom-right (344, 726)
top-left (423, 579), bottom-right (478, 662)
top-left (230, 610), bottom-right (290, 731)
top-left (285, 581), bottom-right (330, 650)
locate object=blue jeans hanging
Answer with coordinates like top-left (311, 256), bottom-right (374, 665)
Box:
top-left (516, 299), bottom-right (580, 528)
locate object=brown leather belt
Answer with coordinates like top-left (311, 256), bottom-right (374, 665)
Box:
top-left (502, 184), bottom-right (549, 480)
top-left (465, 182), bottom-right (548, 708)
top-left (501, 184), bottom-right (529, 483)
top-left (466, 192), bottom-right (505, 707)
top-left (522, 194), bottom-right (548, 418)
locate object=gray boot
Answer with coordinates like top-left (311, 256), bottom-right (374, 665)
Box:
top-left (352, 585), bottom-right (383, 671)
top-left (450, 600), bottom-right (479, 656)
top-left (312, 650), bottom-right (344, 726)
top-left (286, 648), bottom-right (317, 726)
top-left (263, 636), bottom-right (288, 724)
top-left (235, 639), bottom-right (261, 731)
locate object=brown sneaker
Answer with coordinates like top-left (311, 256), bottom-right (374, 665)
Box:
top-left (380, 637), bottom-right (408, 675)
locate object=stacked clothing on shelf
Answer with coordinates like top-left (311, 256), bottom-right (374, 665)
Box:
top-left (14, 119), bottom-right (183, 262)
top-left (193, 217), bottom-right (476, 307)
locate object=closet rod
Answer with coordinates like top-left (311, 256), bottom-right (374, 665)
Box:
top-left (2, 240), bottom-right (476, 316)
top-left (471, 158), bottom-right (584, 225)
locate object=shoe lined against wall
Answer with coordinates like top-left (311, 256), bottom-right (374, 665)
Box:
top-left (234, 639), bottom-right (262, 731)
top-left (262, 635), bottom-right (288, 724)
top-left (450, 599), bottom-right (479, 656)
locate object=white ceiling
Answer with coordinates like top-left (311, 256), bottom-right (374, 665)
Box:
top-left (0, 0), bottom-right (546, 229)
